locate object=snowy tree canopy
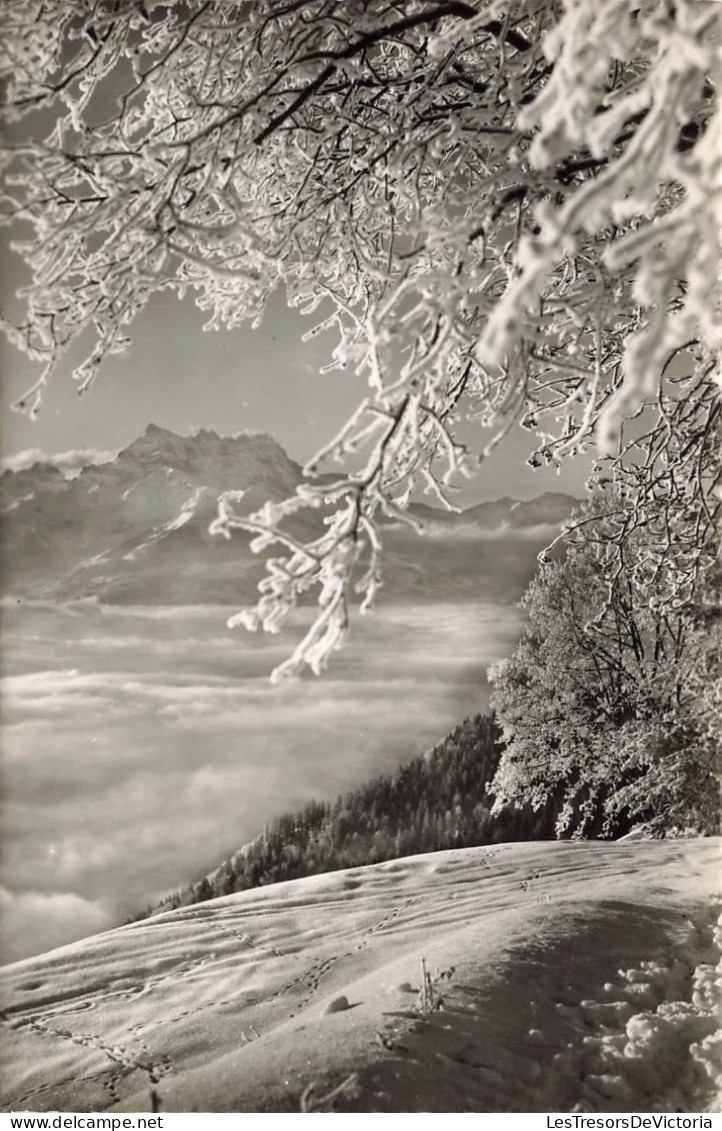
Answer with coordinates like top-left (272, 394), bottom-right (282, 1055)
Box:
top-left (1, 0), bottom-right (719, 677)
top-left (489, 482), bottom-right (721, 838)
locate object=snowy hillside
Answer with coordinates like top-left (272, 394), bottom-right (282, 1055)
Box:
top-left (2, 839), bottom-right (719, 1113)
top-left (1, 426), bottom-right (578, 605)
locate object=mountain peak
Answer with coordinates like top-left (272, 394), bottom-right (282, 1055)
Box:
top-left (113, 425), bottom-right (303, 497)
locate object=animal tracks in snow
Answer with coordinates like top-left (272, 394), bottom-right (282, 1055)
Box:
top-left (1, 840), bottom-right (719, 1113)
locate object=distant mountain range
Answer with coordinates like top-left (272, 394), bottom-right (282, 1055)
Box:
top-left (1, 425), bottom-right (580, 604)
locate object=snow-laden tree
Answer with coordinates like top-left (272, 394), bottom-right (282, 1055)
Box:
top-left (1, 0), bottom-right (719, 677)
top-left (489, 482), bottom-right (721, 837)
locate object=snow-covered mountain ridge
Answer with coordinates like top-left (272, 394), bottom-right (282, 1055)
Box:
top-left (1, 425), bottom-right (579, 604)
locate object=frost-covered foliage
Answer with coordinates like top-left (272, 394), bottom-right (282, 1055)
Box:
top-left (1, 0), bottom-right (719, 676)
top-left (489, 483), bottom-right (721, 837)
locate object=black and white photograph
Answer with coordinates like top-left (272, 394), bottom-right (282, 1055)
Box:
top-left (0, 0), bottom-right (720, 1115)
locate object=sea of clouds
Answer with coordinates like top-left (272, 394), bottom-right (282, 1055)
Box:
top-left (1, 599), bottom-right (524, 961)
top-left (2, 448), bottom-right (117, 477)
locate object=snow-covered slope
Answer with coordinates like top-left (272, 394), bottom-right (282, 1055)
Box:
top-left (1, 425), bottom-right (578, 605)
top-left (2, 839), bottom-right (719, 1113)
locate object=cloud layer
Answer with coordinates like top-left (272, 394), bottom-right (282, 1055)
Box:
top-left (390, 519), bottom-right (564, 542)
top-left (0, 887), bottom-right (113, 964)
top-left (2, 600), bottom-right (524, 961)
top-left (2, 448), bottom-right (116, 477)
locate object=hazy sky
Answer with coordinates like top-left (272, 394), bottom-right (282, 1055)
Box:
top-left (1, 247), bottom-right (590, 502)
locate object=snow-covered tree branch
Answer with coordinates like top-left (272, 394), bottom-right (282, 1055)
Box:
top-left (1, 0), bottom-right (719, 677)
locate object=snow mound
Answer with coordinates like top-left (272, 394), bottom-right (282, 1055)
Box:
top-left (550, 904), bottom-right (722, 1111)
